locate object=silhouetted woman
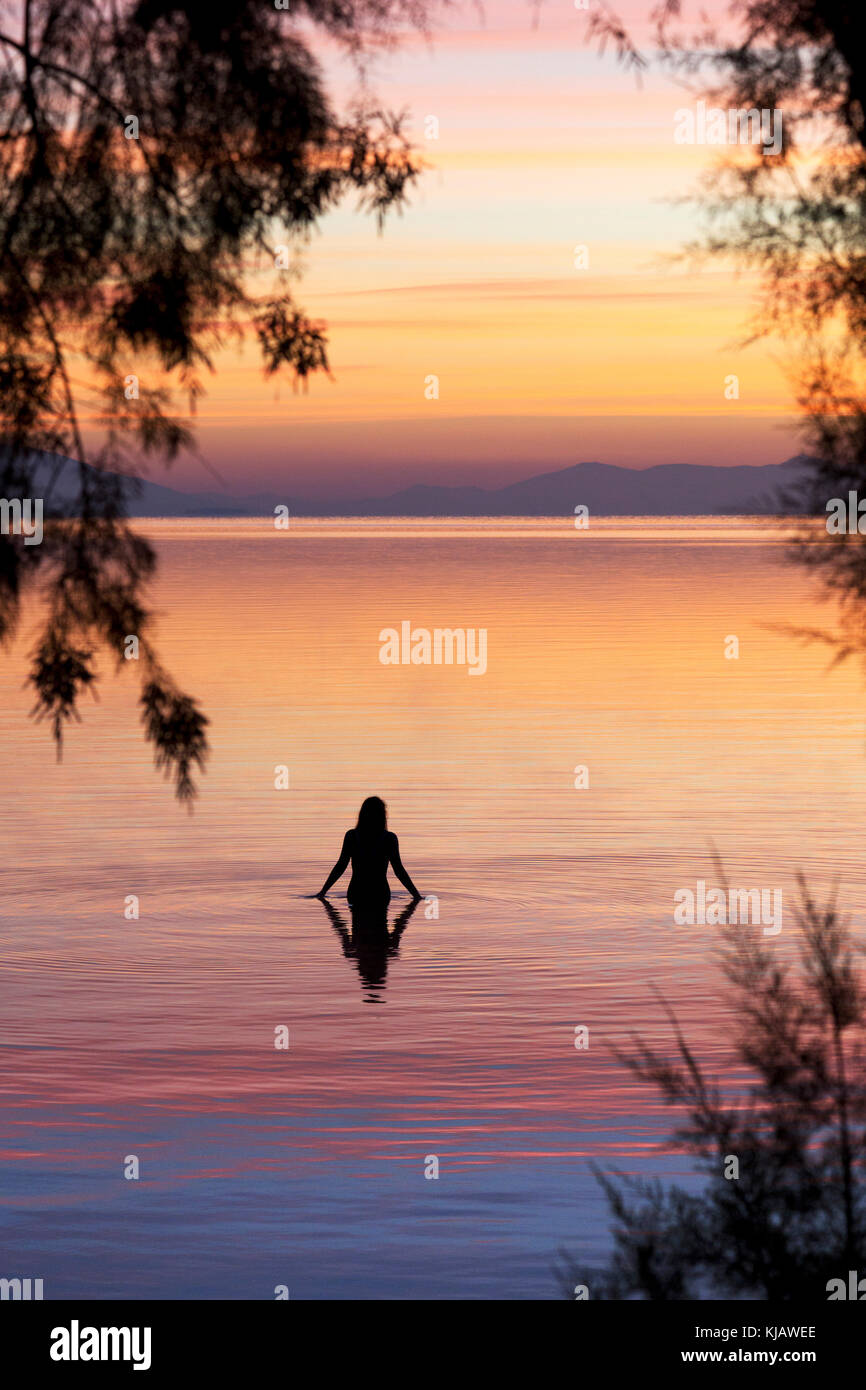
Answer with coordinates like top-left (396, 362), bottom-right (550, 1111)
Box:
top-left (316, 797), bottom-right (421, 906)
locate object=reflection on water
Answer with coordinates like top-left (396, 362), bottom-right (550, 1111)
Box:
top-left (321, 897), bottom-right (420, 1003)
top-left (1, 517), bottom-right (865, 1298)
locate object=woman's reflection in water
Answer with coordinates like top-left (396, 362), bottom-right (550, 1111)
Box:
top-left (319, 897), bottom-right (420, 1003)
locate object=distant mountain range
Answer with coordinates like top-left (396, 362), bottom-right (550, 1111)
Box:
top-left (17, 453), bottom-right (816, 517)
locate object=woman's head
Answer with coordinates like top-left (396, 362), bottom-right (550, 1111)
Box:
top-left (356, 796), bottom-right (387, 837)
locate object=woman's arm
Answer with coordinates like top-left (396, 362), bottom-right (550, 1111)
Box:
top-left (388, 833), bottom-right (421, 899)
top-left (319, 897), bottom-right (352, 952)
top-left (317, 832), bottom-right (352, 897)
top-left (391, 895), bottom-right (421, 940)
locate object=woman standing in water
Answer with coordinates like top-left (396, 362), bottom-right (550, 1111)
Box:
top-left (315, 796), bottom-right (422, 906)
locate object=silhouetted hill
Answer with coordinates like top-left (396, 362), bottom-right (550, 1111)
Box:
top-left (15, 452), bottom-right (817, 517)
top-left (347, 458), bottom-right (815, 516)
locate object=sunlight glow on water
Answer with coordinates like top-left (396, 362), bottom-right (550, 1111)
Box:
top-left (1, 518), bottom-right (864, 1297)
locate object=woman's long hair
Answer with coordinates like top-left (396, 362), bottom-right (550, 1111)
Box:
top-left (356, 796), bottom-right (387, 838)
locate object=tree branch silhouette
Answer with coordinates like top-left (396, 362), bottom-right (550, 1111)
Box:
top-left (1, 0), bottom-right (435, 800)
top-left (586, 2), bottom-right (866, 677)
top-left (560, 877), bottom-right (866, 1299)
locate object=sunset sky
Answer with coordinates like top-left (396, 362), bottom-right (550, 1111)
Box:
top-left (121, 0), bottom-right (802, 501)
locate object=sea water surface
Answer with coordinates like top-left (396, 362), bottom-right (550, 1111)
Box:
top-left (1, 516), bottom-right (865, 1299)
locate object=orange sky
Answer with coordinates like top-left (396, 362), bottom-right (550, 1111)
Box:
top-left (87, 0), bottom-right (804, 499)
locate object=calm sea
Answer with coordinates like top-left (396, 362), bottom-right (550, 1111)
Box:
top-left (2, 516), bottom-right (864, 1298)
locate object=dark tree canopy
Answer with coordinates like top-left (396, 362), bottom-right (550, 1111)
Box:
top-left (0, 0), bottom-right (432, 799)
